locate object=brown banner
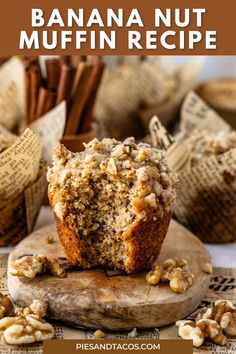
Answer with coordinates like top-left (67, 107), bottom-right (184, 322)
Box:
top-left (43, 339), bottom-right (192, 354)
top-left (0, 0), bottom-right (236, 55)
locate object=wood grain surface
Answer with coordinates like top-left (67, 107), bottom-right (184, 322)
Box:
top-left (7, 220), bottom-right (211, 330)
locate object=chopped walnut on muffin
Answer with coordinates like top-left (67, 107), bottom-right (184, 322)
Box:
top-left (184, 131), bottom-right (236, 166)
top-left (47, 137), bottom-right (178, 273)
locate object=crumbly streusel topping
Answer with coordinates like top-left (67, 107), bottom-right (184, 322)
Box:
top-left (47, 138), bottom-right (177, 267)
top-left (184, 131), bottom-right (236, 166)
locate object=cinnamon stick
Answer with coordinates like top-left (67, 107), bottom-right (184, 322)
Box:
top-left (79, 60), bottom-right (105, 133)
top-left (59, 56), bottom-right (71, 66)
top-left (23, 56), bottom-right (39, 69)
top-left (65, 62), bottom-right (93, 135)
top-left (28, 66), bottom-right (41, 123)
top-left (71, 55), bottom-right (86, 68)
top-left (25, 67), bottom-right (31, 124)
top-left (46, 58), bottom-right (60, 89)
top-left (35, 87), bottom-right (57, 118)
top-left (56, 64), bottom-right (76, 105)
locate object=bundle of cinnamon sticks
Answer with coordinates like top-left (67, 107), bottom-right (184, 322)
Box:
top-left (23, 55), bottom-right (105, 135)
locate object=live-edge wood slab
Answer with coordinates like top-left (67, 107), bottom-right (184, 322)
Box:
top-left (8, 220), bottom-right (211, 330)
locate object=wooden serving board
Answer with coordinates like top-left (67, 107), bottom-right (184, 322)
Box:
top-left (8, 220), bottom-right (211, 331)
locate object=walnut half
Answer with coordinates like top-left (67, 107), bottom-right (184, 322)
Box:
top-left (176, 318), bottom-right (227, 347)
top-left (0, 314), bottom-right (54, 345)
top-left (9, 255), bottom-right (66, 279)
top-left (177, 299), bottom-right (236, 347)
top-left (9, 255), bottom-right (48, 279)
top-left (197, 300), bottom-right (236, 336)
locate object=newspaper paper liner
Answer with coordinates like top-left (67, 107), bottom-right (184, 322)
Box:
top-left (180, 91), bottom-right (231, 134)
top-left (0, 57), bottom-right (24, 132)
top-left (29, 101), bottom-right (66, 165)
top-left (149, 92), bottom-right (236, 243)
top-left (175, 148), bottom-right (236, 243)
top-left (0, 161), bottom-right (47, 246)
top-left (0, 253), bottom-right (235, 353)
top-left (0, 128), bottom-right (45, 246)
top-left (176, 92), bottom-right (236, 243)
top-left (25, 160), bottom-right (48, 233)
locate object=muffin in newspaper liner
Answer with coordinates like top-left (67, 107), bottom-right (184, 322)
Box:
top-left (173, 92), bottom-right (236, 243)
top-left (149, 92), bottom-right (236, 244)
top-left (94, 57), bottom-right (203, 139)
top-left (174, 148), bottom-right (236, 243)
top-left (0, 160), bottom-right (47, 246)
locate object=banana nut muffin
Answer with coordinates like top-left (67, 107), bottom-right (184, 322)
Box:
top-left (47, 137), bottom-right (178, 273)
top-left (185, 131), bottom-right (236, 166)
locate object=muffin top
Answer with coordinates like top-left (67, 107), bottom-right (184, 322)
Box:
top-left (184, 131), bottom-right (236, 166)
top-left (48, 137), bottom-right (178, 225)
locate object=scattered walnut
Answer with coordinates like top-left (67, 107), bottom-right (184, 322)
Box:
top-left (161, 258), bottom-right (193, 293)
top-left (169, 268), bottom-right (194, 294)
top-left (214, 300), bottom-right (236, 323)
top-left (1, 314), bottom-right (54, 345)
top-left (201, 263), bottom-right (213, 274)
top-left (177, 318), bottom-right (226, 347)
top-left (128, 328), bottom-right (137, 338)
top-left (10, 255), bottom-right (66, 279)
top-left (45, 235), bottom-right (55, 244)
top-left (146, 258), bottom-right (194, 294)
top-left (93, 330), bottom-right (106, 339)
top-left (47, 259), bottom-right (66, 278)
top-left (15, 300), bottom-right (48, 319)
top-left (9, 255), bottom-right (48, 279)
top-left (161, 258), bottom-right (188, 281)
top-left (176, 320), bottom-right (204, 347)
top-left (29, 300), bottom-right (48, 318)
top-left (196, 319), bottom-right (227, 346)
top-left (0, 293), bottom-right (14, 319)
top-left (197, 300), bottom-right (236, 337)
top-left (178, 299), bottom-right (236, 347)
top-left (220, 312), bottom-right (236, 336)
top-left (146, 266), bottom-right (162, 286)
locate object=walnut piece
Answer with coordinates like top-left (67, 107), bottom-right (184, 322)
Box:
top-left (161, 258), bottom-right (188, 281)
top-left (15, 300), bottom-right (48, 319)
top-left (177, 318), bottom-right (227, 347)
top-left (93, 330), bottom-right (106, 339)
top-left (45, 235), bottom-right (55, 244)
top-left (146, 258), bottom-right (194, 294)
top-left (220, 312), bottom-right (236, 336)
top-left (161, 258), bottom-right (194, 293)
top-left (201, 262), bottom-right (213, 274)
top-left (9, 255), bottom-right (48, 279)
top-left (128, 328), bottom-right (137, 338)
top-left (169, 268), bottom-right (194, 294)
top-left (146, 266), bottom-right (162, 286)
top-left (176, 320), bottom-right (204, 347)
top-left (47, 259), bottom-right (66, 278)
top-left (178, 299), bottom-right (236, 347)
top-left (197, 300), bottom-right (236, 336)
top-left (196, 319), bottom-right (227, 346)
top-left (0, 293), bottom-right (14, 319)
top-left (10, 255), bottom-right (66, 279)
top-left (0, 314), bottom-right (54, 345)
